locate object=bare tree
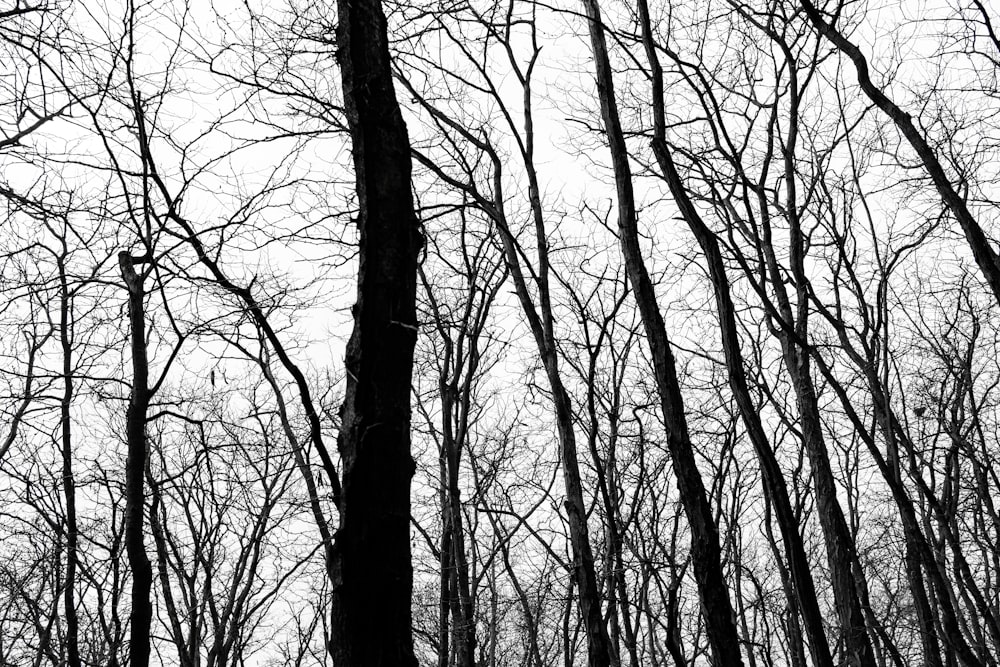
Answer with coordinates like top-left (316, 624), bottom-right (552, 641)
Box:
top-left (580, 1), bottom-right (744, 664)
top-left (329, 0), bottom-right (423, 664)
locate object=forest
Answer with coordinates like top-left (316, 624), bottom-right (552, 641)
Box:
top-left (1, 0), bottom-right (999, 665)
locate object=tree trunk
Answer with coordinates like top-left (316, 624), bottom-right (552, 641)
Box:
top-left (631, 2), bottom-right (835, 664)
top-left (330, 0), bottom-right (422, 664)
top-left (580, 1), bottom-right (743, 664)
top-left (56, 247), bottom-right (82, 667)
top-left (402, 51), bottom-right (616, 666)
top-left (741, 31), bottom-right (878, 664)
top-left (441, 399), bottom-right (476, 667)
top-left (806, 333), bottom-right (988, 667)
top-left (120, 251), bottom-right (153, 667)
top-left (798, 0), bottom-right (1000, 308)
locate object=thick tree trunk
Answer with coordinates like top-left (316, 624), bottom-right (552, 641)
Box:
top-left (330, 0), bottom-right (422, 664)
top-left (580, 1), bottom-right (743, 664)
top-left (120, 251), bottom-right (153, 667)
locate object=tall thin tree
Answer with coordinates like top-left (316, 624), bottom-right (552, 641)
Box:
top-left (119, 250), bottom-right (153, 667)
top-left (581, 1), bottom-right (744, 664)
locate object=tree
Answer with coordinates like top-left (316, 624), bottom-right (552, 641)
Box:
top-left (329, 0), bottom-right (423, 664)
top-left (580, 1), bottom-right (744, 663)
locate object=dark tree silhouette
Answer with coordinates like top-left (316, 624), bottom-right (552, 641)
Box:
top-left (329, 0), bottom-right (423, 665)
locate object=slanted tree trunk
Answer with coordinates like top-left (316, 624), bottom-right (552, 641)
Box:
top-left (761, 191), bottom-right (877, 667)
top-left (804, 310), bottom-right (988, 667)
top-left (580, 1), bottom-right (743, 664)
top-left (631, 4), bottom-right (834, 665)
top-left (490, 208), bottom-right (615, 667)
top-left (330, 0), bottom-right (422, 664)
top-left (120, 251), bottom-right (153, 667)
top-left (719, 21), bottom-right (878, 665)
top-left (798, 0), bottom-right (1000, 308)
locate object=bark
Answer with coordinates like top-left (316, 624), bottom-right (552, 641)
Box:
top-left (580, 1), bottom-right (743, 664)
top-left (329, 0), bottom-right (422, 664)
top-left (120, 251), bottom-right (154, 667)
